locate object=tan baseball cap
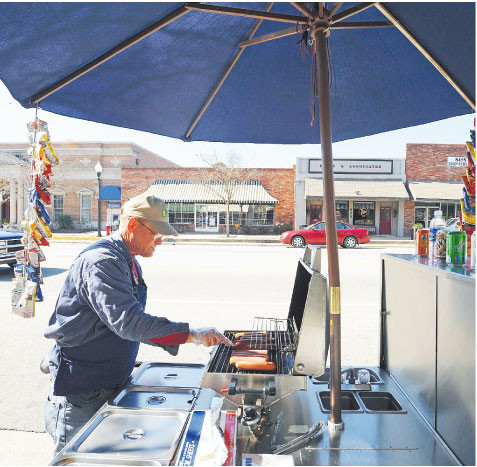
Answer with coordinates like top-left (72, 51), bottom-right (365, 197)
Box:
top-left (122, 193), bottom-right (178, 236)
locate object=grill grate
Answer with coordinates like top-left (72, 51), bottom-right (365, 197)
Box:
top-left (208, 318), bottom-right (298, 375)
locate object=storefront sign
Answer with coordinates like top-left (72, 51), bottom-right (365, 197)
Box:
top-left (106, 202), bottom-right (121, 209)
top-left (308, 159), bottom-right (393, 174)
top-left (447, 157), bottom-right (467, 167)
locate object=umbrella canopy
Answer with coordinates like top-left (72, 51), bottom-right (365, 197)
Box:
top-left (0, 2), bottom-right (474, 144)
top-left (1, 2), bottom-right (474, 427)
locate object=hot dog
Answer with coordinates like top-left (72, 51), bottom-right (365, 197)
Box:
top-left (229, 355), bottom-right (269, 365)
top-left (235, 361), bottom-right (276, 371)
top-left (232, 349), bottom-right (268, 355)
top-left (234, 331), bottom-right (267, 339)
top-left (234, 341), bottom-right (250, 351)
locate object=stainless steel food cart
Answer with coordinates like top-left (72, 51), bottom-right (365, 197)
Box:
top-left (51, 247), bottom-right (475, 466)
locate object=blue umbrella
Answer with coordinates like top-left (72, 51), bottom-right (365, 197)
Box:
top-left (0, 2), bottom-right (474, 425)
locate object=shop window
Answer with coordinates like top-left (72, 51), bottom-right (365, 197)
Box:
top-left (248, 205), bottom-right (274, 226)
top-left (440, 202), bottom-right (458, 220)
top-left (80, 194), bottom-right (92, 223)
top-left (53, 194), bottom-right (64, 220)
top-left (353, 202), bottom-right (375, 229)
top-left (167, 203), bottom-right (194, 224)
top-left (335, 201), bottom-right (349, 222)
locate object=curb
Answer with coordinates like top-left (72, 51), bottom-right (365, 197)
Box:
top-left (50, 236), bottom-right (414, 246)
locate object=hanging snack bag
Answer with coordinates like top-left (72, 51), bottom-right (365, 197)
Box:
top-left (38, 133), bottom-right (59, 166)
top-left (461, 199), bottom-right (475, 225)
top-left (463, 188), bottom-right (475, 215)
top-left (467, 141), bottom-right (475, 164)
top-left (11, 278), bottom-right (37, 318)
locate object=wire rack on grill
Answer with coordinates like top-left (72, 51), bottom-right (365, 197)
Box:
top-left (207, 317), bottom-right (298, 375)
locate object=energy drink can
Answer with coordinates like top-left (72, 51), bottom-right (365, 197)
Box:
top-left (446, 231), bottom-right (467, 265)
top-left (471, 231), bottom-right (476, 268)
top-left (416, 229), bottom-right (429, 256)
top-left (435, 230), bottom-right (448, 261)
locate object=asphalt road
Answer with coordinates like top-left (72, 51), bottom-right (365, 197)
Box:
top-left (0, 241), bottom-right (413, 464)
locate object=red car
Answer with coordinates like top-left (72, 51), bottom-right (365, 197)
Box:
top-left (280, 221), bottom-right (371, 248)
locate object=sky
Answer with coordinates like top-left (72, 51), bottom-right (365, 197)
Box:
top-left (0, 81), bottom-right (474, 169)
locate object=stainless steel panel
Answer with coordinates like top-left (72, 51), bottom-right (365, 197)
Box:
top-left (130, 362), bottom-right (205, 388)
top-left (436, 277), bottom-right (475, 466)
top-left (63, 407), bottom-right (189, 464)
top-left (293, 270), bottom-right (328, 377)
top-left (235, 368), bottom-right (458, 466)
top-left (51, 454), bottom-right (163, 465)
top-left (111, 386), bottom-right (197, 410)
top-left (381, 256), bottom-right (436, 426)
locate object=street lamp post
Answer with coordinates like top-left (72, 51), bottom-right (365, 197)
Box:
top-left (95, 161), bottom-right (103, 237)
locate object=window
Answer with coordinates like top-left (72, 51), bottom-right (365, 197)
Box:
top-left (335, 201), bottom-right (349, 222)
top-left (248, 205), bottom-right (274, 226)
top-left (353, 202), bottom-right (375, 226)
top-left (53, 194), bottom-right (64, 220)
top-left (313, 222), bottom-right (325, 230)
top-left (440, 202), bottom-right (458, 220)
top-left (167, 203), bottom-right (194, 224)
top-left (80, 194), bottom-right (92, 223)
top-left (219, 210), bottom-right (242, 225)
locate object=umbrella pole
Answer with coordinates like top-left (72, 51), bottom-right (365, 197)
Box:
top-left (313, 26), bottom-right (343, 428)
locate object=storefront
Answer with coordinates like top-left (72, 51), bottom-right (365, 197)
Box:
top-left (100, 185), bottom-right (122, 230)
top-left (407, 181), bottom-right (461, 228)
top-left (145, 180), bottom-right (278, 233)
top-left (296, 158), bottom-right (408, 236)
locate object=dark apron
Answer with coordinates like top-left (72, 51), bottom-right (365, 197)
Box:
top-left (53, 259), bottom-right (147, 396)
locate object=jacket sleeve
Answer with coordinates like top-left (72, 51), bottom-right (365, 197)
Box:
top-left (82, 258), bottom-right (189, 354)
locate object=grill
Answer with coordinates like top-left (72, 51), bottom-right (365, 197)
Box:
top-left (207, 317), bottom-right (298, 376)
top-left (201, 246), bottom-right (330, 406)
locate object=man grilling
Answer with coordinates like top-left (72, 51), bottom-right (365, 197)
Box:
top-left (42, 192), bottom-right (231, 455)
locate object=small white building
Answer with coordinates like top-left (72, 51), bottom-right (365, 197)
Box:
top-left (295, 157), bottom-right (409, 236)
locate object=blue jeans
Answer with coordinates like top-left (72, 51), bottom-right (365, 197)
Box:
top-left (44, 384), bottom-right (121, 456)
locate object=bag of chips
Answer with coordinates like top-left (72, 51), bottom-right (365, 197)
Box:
top-left (11, 278), bottom-right (37, 318)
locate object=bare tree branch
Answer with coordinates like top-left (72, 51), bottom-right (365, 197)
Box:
top-left (196, 151), bottom-right (261, 236)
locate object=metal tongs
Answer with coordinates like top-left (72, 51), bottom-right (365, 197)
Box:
top-left (272, 420), bottom-right (324, 455)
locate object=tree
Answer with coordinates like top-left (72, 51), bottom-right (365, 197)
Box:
top-left (197, 152), bottom-right (260, 237)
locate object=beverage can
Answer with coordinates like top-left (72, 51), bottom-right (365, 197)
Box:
top-left (446, 231), bottom-right (467, 265)
top-left (471, 231), bottom-right (476, 269)
top-left (416, 229), bottom-right (429, 256)
top-left (435, 230), bottom-right (448, 261)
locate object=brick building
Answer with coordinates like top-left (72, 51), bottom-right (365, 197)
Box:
top-left (121, 167), bottom-right (295, 233)
top-left (404, 144), bottom-right (466, 235)
top-left (0, 142), bottom-right (178, 229)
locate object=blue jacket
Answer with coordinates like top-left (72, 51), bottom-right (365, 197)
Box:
top-left (45, 231), bottom-right (189, 395)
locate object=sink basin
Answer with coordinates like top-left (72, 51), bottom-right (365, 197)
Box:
top-left (358, 391), bottom-right (406, 413)
top-left (317, 391), bottom-right (362, 412)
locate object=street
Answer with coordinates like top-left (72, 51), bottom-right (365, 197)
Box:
top-left (0, 241), bottom-right (413, 465)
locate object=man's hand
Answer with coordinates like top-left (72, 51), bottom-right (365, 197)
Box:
top-left (187, 327), bottom-right (232, 347)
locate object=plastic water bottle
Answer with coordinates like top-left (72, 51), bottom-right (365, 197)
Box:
top-left (429, 210), bottom-right (446, 260)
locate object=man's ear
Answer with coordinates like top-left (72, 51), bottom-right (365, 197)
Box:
top-left (127, 217), bottom-right (138, 233)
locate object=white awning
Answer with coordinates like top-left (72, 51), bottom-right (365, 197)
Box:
top-left (305, 179), bottom-right (409, 200)
top-left (408, 181), bottom-right (462, 201)
top-left (146, 180), bottom-right (278, 204)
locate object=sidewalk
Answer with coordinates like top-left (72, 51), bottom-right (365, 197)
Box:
top-left (50, 231), bottom-right (414, 246)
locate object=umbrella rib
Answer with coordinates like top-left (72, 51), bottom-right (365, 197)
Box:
top-left (331, 2), bottom-right (376, 24)
top-left (184, 3), bottom-right (306, 24)
top-left (331, 21), bottom-right (393, 29)
top-left (375, 3), bottom-right (475, 110)
top-left (290, 3), bottom-right (314, 20)
top-left (328, 3), bottom-right (344, 19)
top-left (240, 25), bottom-right (302, 48)
top-left (185, 3), bottom-right (275, 140)
top-left (29, 5), bottom-right (189, 105)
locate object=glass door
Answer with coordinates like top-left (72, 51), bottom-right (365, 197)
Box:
top-left (195, 204), bottom-right (219, 232)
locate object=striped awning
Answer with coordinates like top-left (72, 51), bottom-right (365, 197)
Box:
top-left (408, 181), bottom-right (463, 201)
top-left (305, 179), bottom-right (409, 200)
top-left (146, 180), bottom-right (278, 204)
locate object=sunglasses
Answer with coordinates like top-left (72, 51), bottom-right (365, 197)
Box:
top-left (137, 218), bottom-right (162, 240)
